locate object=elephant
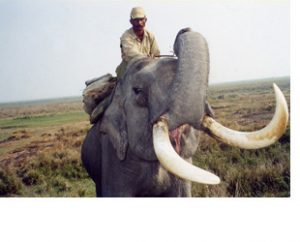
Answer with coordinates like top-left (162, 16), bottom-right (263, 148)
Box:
top-left (81, 28), bottom-right (289, 197)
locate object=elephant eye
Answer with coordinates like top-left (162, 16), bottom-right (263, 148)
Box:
top-left (132, 87), bottom-right (148, 107)
top-left (133, 87), bottom-right (143, 95)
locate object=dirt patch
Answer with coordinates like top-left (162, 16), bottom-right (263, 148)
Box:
top-left (0, 138), bottom-right (55, 167)
top-left (0, 135), bottom-right (19, 144)
top-left (0, 130), bottom-right (31, 145)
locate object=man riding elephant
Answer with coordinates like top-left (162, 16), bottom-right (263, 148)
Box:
top-left (83, 7), bottom-right (161, 123)
top-left (116, 7), bottom-right (160, 79)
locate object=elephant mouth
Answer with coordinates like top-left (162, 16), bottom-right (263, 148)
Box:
top-left (152, 84), bottom-right (289, 185)
top-left (169, 125), bottom-right (188, 155)
top-left (153, 118), bottom-right (220, 185)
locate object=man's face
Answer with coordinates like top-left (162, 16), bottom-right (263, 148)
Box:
top-left (130, 18), bottom-right (147, 32)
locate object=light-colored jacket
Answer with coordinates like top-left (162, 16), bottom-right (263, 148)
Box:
top-left (116, 28), bottom-right (160, 78)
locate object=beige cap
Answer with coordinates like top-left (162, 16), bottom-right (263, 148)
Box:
top-left (130, 7), bottom-right (146, 19)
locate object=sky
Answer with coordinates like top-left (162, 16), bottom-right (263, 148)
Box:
top-left (0, 0), bottom-right (290, 103)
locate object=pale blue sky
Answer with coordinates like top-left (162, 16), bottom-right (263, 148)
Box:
top-left (0, 0), bottom-right (289, 102)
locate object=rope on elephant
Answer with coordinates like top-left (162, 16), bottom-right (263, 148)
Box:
top-left (82, 73), bottom-right (117, 123)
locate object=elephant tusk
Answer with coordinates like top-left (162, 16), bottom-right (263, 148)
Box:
top-left (202, 83), bottom-right (289, 149)
top-left (153, 118), bottom-right (220, 185)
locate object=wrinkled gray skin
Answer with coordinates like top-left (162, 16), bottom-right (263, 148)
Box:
top-left (81, 28), bottom-right (213, 197)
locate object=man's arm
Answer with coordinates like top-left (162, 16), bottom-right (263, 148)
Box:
top-left (150, 36), bottom-right (160, 57)
top-left (121, 36), bottom-right (146, 62)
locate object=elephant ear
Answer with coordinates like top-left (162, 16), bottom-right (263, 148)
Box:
top-left (100, 84), bottom-right (128, 160)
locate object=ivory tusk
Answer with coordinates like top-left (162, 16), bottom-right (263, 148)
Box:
top-left (202, 83), bottom-right (289, 149)
top-left (153, 119), bottom-right (220, 185)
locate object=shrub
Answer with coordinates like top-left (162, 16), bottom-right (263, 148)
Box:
top-left (52, 177), bottom-right (71, 193)
top-left (192, 134), bottom-right (290, 197)
top-left (78, 189), bottom-right (86, 197)
top-left (0, 168), bottom-right (21, 196)
top-left (22, 170), bottom-right (42, 186)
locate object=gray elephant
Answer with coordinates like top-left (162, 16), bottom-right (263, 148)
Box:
top-left (81, 28), bottom-right (288, 197)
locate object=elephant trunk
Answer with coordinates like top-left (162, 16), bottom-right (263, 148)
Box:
top-left (151, 29), bottom-right (289, 185)
top-left (164, 28), bottom-right (210, 130)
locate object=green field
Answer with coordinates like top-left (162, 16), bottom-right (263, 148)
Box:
top-left (0, 77), bottom-right (290, 197)
top-left (0, 111), bottom-right (87, 129)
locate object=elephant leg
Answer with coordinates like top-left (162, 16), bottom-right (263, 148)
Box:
top-left (161, 158), bottom-right (193, 197)
top-left (100, 135), bottom-right (137, 197)
top-left (161, 178), bottom-right (191, 197)
top-left (81, 124), bottom-right (103, 197)
top-left (179, 181), bottom-right (192, 197)
top-left (96, 183), bottom-right (102, 197)
top-left (100, 163), bottom-right (137, 197)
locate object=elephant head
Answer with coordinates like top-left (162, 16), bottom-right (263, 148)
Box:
top-left (99, 28), bottom-right (289, 185)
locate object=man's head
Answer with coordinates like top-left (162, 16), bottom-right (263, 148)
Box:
top-left (130, 7), bottom-right (147, 32)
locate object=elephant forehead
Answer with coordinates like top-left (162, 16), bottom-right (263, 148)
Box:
top-left (134, 58), bottom-right (177, 88)
top-left (141, 59), bottom-right (159, 73)
top-left (142, 58), bottom-right (177, 76)
top-left (131, 60), bottom-right (159, 84)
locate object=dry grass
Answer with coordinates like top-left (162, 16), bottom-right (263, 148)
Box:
top-left (0, 109), bottom-right (95, 196)
top-left (192, 77), bottom-right (290, 197)
top-left (0, 98), bottom-right (95, 197)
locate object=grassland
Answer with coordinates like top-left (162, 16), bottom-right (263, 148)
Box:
top-left (0, 99), bottom-right (94, 197)
top-left (0, 77), bottom-right (290, 197)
